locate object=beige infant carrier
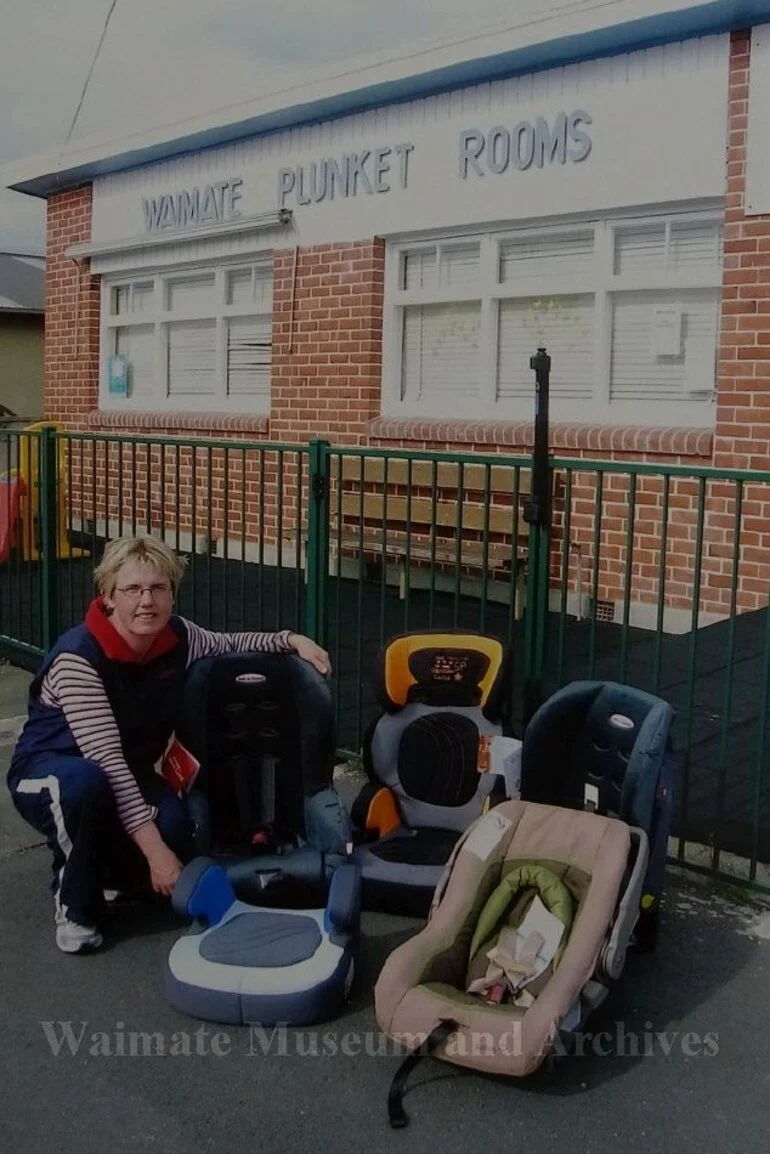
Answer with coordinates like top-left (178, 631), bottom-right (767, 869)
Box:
top-left (375, 798), bottom-right (647, 1126)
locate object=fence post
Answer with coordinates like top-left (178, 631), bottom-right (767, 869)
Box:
top-left (522, 346), bottom-right (552, 724)
top-left (305, 438), bottom-right (330, 646)
top-left (39, 425), bottom-right (59, 652)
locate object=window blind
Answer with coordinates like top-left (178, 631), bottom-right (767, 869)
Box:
top-left (401, 302), bottom-right (481, 400)
top-left (499, 232), bottom-right (594, 282)
top-left (497, 295), bottom-right (594, 399)
top-left (610, 289), bottom-right (719, 401)
top-left (226, 316), bottom-right (271, 397)
top-left (167, 319), bottom-right (217, 396)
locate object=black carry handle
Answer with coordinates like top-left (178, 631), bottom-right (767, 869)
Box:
top-left (387, 1020), bottom-right (458, 1129)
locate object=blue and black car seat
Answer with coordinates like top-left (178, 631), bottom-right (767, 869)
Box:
top-left (350, 632), bottom-right (514, 916)
top-left (166, 651), bottom-right (360, 1026)
top-left (176, 650), bottom-right (352, 902)
top-left (520, 680), bottom-right (676, 950)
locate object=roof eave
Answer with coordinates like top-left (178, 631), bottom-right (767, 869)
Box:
top-left (7, 0), bottom-right (770, 199)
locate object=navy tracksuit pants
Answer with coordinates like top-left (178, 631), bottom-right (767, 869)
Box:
top-left (9, 757), bottom-right (195, 928)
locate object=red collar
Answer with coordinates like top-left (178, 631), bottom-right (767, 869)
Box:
top-left (84, 597), bottom-right (180, 664)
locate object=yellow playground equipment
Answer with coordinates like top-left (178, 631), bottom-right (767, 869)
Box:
top-left (0, 421), bottom-right (88, 563)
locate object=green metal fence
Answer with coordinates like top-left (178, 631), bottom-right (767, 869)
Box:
top-left (0, 426), bottom-right (312, 655)
top-left (1, 426), bottom-right (769, 892)
top-left (541, 456), bottom-right (770, 892)
top-left (320, 445), bottom-right (533, 751)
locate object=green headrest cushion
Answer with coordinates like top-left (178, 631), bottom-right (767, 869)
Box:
top-left (469, 863), bottom-right (574, 967)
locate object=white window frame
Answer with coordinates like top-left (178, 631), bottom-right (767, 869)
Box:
top-left (383, 208), bottom-right (723, 426)
top-left (100, 257), bottom-right (274, 413)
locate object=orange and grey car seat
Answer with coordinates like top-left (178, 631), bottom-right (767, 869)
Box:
top-left (350, 632), bottom-right (514, 915)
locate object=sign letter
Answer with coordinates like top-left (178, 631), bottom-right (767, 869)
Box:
top-left (142, 197), bottom-right (164, 231)
top-left (394, 142), bottom-right (414, 188)
top-left (373, 146), bottom-right (391, 193)
top-left (486, 126), bottom-right (510, 175)
top-left (568, 110), bottom-right (592, 162)
top-left (459, 130), bottom-right (485, 178)
top-left (349, 151), bottom-right (373, 195)
top-left (278, 167), bottom-right (295, 207)
top-left (534, 114), bottom-right (568, 167)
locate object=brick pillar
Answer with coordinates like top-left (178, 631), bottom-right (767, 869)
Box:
top-left (44, 186), bottom-right (100, 424)
top-left (709, 30), bottom-right (770, 613)
top-left (715, 30), bottom-right (770, 469)
top-left (271, 240), bottom-right (384, 444)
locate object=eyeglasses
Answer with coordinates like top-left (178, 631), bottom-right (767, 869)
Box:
top-left (114, 583), bottom-right (173, 602)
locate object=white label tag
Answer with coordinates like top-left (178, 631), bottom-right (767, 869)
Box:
top-left (584, 783), bottom-right (600, 810)
top-left (477, 736), bottom-right (522, 797)
top-left (513, 896), bottom-right (566, 985)
top-left (490, 736), bottom-right (523, 798)
top-left (463, 810), bottom-right (513, 862)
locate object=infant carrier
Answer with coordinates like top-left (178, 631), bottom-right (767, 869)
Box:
top-left (376, 798), bottom-right (648, 1125)
top-left (375, 680), bottom-right (676, 1124)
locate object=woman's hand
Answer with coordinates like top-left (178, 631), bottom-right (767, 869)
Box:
top-left (287, 632), bottom-right (332, 677)
top-left (147, 842), bottom-right (183, 897)
top-left (131, 821), bottom-right (183, 896)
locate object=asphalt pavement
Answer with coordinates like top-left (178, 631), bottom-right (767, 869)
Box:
top-left (2, 660), bottom-right (770, 1154)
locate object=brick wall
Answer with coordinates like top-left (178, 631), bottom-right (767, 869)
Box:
top-left (351, 32), bottom-right (766, 622)
top-left (271, 241), bottom-right (384, 444)
top-left (45, 213), bottom-right (387, 546)
top-left (367, 423), bottom-right (732, 622)
top-left (41, 33), bottom-right (770, 626)
top-left (63, 440), bottom-right (306, 560)
top-left (45, 187), bottom-right (100, 423)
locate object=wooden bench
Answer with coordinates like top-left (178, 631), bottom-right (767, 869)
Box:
top-left (326, 457), bottom-right (530, 614)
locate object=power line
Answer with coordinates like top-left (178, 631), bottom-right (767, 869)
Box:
top-left (63, 0), bottom-right (119, 149)
top-left (191, 0), bottom-right (630, 125)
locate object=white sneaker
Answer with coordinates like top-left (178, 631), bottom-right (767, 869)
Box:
top-left (55, 912), bottom-right (103, 954)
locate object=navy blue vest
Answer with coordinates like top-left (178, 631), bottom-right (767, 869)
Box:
top-left (9, 614), bottom-right (189, 787)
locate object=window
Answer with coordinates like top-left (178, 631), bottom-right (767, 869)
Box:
top-left (102, 261), bottom-right (273, 412)
top-left (385, 211), bottom-right (723, 425)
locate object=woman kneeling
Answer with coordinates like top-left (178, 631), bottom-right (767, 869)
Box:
top-left (7, 536), bottom-right (330, 954)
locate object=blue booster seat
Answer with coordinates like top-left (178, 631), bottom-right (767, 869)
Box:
top-left (350, 632), bottom-right (514, 916)
top-left (520, 680), bottom-right (675, 949)
top-left (165, 651), bottom-right (360, 1026)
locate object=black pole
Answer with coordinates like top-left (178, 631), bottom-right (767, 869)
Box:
top-left (522, 347), bottom-right (552, 727)
top-left (523, 346), bottom-right (551, 528)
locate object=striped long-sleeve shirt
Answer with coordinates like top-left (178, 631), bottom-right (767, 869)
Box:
top-left (38, 621), bottom-right (294, 834)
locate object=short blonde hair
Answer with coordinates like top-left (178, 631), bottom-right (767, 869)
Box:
top-left (93, 536), bottom-right (187, 598)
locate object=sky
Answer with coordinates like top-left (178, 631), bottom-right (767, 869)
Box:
top-left (0, 0), bottom-right (611, 255)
